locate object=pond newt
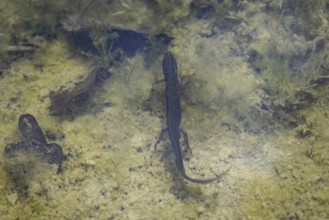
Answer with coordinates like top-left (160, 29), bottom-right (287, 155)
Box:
top-left (156, 52), bottom-right (230, 184)
top-left (4, 114), bottom-right (63, 168)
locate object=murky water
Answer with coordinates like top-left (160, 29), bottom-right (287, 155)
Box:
top-left (0, 1), bottom-right (328, 219)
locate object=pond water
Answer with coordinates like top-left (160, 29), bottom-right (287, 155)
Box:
top-left (0, 1), bottom-right (328, 219)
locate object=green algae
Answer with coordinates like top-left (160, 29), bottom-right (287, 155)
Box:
top-left (0, 0), bottom-right (329, 219)
top-left (240, 139), bottom-right (328, 219)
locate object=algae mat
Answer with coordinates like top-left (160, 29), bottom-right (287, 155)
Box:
top-left (0, 0), bottom-right (329, 219)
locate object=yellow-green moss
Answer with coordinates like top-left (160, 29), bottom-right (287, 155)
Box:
top-left (1, 0), bottom-right (329, 219)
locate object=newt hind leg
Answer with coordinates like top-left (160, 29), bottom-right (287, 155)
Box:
top-left (180, 128), bottom-right (192, 154)
top-left (154, 127), bottom-right (191, 153)
top-left (154, 128), bottom-right (168, 150)
top-left (154, 128), bottom-right (173, 161)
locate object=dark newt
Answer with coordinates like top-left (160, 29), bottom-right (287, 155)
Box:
top-left (4, 114), bottom-right (63, 167)
top-left (18, 114), bottom-right (63, 165)
top-left (155, 52), bottom-right (230, 184)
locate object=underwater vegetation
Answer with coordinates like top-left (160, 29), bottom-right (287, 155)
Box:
top-left (0, 0), bottom-right (174, 77)
top-left (0, 0), bottom-right (328, 219)
top-left (67, 28), bottom-right (173, 68)
top-left (46, 28), bottom-right (172, 114)
top-left (0, 0), bottom-right (173, 114)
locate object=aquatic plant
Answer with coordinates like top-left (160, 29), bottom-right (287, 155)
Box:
top-left (83, 29), bottom-right (123, 71)
top-left (257, 42), bottom-right (291, 95)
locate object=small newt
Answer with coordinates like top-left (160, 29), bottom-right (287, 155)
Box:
top-left (4, 114), bottom-right (63, 167)
top-left (156, 52), bottom-right (230, 184)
